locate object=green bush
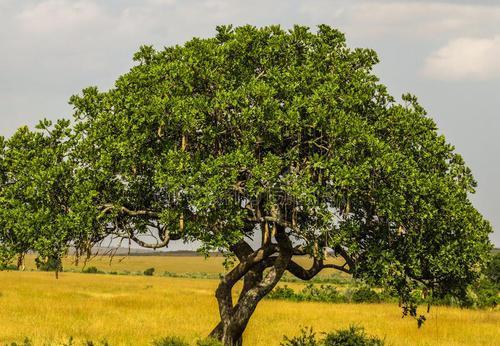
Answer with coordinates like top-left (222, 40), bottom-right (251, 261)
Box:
top-left (8, 337), bottom-right (32, 346)
top-left (85, 341), bottom-right (110, 346)
top-left (282, 326), bottom-right (384, 346)
top-left (281, 327), bottom-right (318, 346)
top-left (268, 285), bottom-right (297, 300)
top-left (323, 326), bottom-right (384, 346)
top-left (82, 266), bottom-right (104, 274)
top-left (301, 284), bottom-right (344, 303)
top-left (485, 252), bottom-right (500, 286)
top-left (268, 284), bottom-right (344, 303)
top-left (349, 287), bottom-right (381, 303)
top-left (0, 264), bottom-right (18, 271)
top-left (152, 336), bottom-right (189, 346)
top-left (196, 338), bottom-right (223, 346)
top-left (35, 255), bottom-right (62, 272)
top-left (471, 279), bottom-right (499, 308)
top-left (144, 267), bottom-right (155, 276)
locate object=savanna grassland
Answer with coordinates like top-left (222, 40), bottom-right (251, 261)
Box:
top-left (0, 256), bottom-right (498, 346)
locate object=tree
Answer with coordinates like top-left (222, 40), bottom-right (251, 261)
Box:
top-left (0, 120), bottom-right (103, 275)
top-left (0, 25), bottom-right (492, 345)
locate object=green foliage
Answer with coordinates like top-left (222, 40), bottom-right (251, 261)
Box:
top-left (195, 338), bottom-right (223, 346)
top-left (62, 337), bottom-right (74, 346)
top-left (85, 341), bottom-right (110, 346)
top-left (143, 267), bottom-right (155, 276)
top-left (268, 285), bottom-right (298, 300)
top-left (0, 264), bottom-right (18, 271)
top-left (35, 255), bottom-right (63, 272)
top-left (472, 279), bottom-right (499, 308)
top-left (82, 266), bottom-right (104, 274)
top-left (281, 326), bottom-right (384, 346)
top-left (269, 284), bottom-right (344, 303)
top-left (6, 338), bottom-right (32, 346)
top-left (152, 336), bottom-right (189, 346)
top-left (430, 279), bottom-right (498, 309)
top-left (485, 252), bottom-right (500, 286)
top-left (268, 284), bottom-right (384, 304)
top-left (349, 287), bottom-right (381, 304)
top-left (281, 327), bottom-right (318, 346)
top-left (322, 326), bottom-right (384, 346)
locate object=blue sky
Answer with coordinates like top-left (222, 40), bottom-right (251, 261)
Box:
top-left (1, 0), bottom-right (499, 246)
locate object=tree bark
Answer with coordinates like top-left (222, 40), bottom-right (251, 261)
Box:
top-left (210, 225), bottom-right (293, 346)
top-left (16, 253), bottom-right (25, 271)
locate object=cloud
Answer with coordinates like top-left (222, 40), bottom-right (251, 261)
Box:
top-left (345, 2), bottom-right (500, 39)
top-left (422, 36), bottom-right (500, 80)
top-left (17, 0), bottom-right (103, 34)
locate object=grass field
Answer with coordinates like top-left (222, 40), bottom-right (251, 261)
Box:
top-left (0, 257), bottom-right (498, 346)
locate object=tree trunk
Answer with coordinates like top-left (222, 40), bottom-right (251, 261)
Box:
top-left (209, 286), bottom-right (261, 346)
top-left (16, 253), bottom-right (25, 271)
top-left (210, 225), bottom-right (293, 346)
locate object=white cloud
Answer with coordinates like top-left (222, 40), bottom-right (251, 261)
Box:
top-left (422, 36), bottom-right (500, 80)
top-left (346, 2), bottom-right (500, 39)
top-left (17, 0), bottom-right (103, 34)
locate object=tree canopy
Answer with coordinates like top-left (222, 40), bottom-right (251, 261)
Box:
top-left (0, 25), bottom-right (492, 345)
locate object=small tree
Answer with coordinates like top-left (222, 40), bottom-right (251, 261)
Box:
top-left (0, 25), bottom-right (492, 345)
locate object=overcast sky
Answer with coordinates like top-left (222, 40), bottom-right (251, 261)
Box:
top-left (1, 0), bottom-right (499, 246)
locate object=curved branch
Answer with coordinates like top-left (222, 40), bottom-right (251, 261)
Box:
top-left (130, 234), bottom-right (170, 249)
top-left (334, 245), bottom-right (355, 270)
top-left (287, 257), bottom-right (351, 280)
top-left (287, 258), bottom-right (323, 280)
top-left (100, 204), bottom-right (159, 218)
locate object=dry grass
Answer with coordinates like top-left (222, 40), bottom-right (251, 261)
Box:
top-left (0, 270), bottom-right (498, 346)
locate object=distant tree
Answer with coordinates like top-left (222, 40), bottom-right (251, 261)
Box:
top-left (485, 252), bottom-right (500, 286)
top-left (0, 25), bottom-right (492, 345)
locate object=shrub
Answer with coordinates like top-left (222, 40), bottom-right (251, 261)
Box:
top-left (196, 337), bottom-right (223, 346)
top-left (301, 284), bottom-right (344, 303)
top-left (268, 285), bottom-right (297, 300)
top-left (471, 279), bottom-right (499, 308)
top-left (281, 327), bottom-right (318, 346)
top-left (152, 336), bottom-right (189, 346)
top-left (323, 326), bottom-right (384, 346)
top-left (485, 252), bottom-right (500, 286)
top-left (82, 266), bottom-right (103, 274)
top-left (85, 341), bottom-right (110, 346)
top-left (268, 284), bottom-right (344, 303)
top-left (35, 255), bottom-right (62, 272)
top-left (144, 267), bottom-right (155, 276)
top-left (8, 338), bottom-right (32, 346)
top-left (0, 264), bottom-right (18, 271)
top-left (349, 287), bottom-right (381, 303)
top-left (62, 336), bottom-right (74, 346)
top-left (282, 326), bottom-right (384, 346)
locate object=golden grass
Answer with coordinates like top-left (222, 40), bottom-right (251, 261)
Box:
top-left (0, 271), bottom-right (498, 346)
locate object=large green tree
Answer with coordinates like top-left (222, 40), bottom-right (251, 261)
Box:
top-left (0, 25), bottom-right (492, 345)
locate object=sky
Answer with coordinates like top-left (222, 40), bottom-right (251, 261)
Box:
top-left (0, 0), bottom-right (499, 246)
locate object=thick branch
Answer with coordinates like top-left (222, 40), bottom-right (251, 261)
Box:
top-left (287, 256), bottom-right (351, 280)
top-left (100, 204), bottom-right (159, 218)
top-left (287, 258), bottom-right (323, 280)
top-left (334, 245), bottom-right (356, 271)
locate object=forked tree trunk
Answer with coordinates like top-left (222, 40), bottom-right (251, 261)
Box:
top-left (210, 268), bottom-right (282, 346)
top-left (209, 226), bottom-right (293, 346)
